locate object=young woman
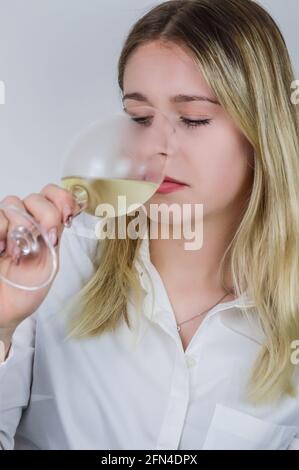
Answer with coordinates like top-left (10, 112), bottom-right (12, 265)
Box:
top-left (1, 0), bottom-right (299, 450)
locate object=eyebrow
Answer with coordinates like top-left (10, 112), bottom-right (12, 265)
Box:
top-left (122, 92), bottom-right (220, 106)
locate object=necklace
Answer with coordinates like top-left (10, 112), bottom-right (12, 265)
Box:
top-left (176, 291), bottom-right (233, 332)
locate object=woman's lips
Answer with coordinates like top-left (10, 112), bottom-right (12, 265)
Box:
top-left (157, 177), bottom-right (188, 194)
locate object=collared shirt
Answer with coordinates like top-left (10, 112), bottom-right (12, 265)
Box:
top-left (0, 212), bottom-right (299, 450)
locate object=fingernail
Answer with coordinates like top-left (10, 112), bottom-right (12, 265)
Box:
top-left (64, 215), bottom-right (73, 228)
top-left (12, 245), bottom-right (21, 265)
top-left (48, 227), bottom-right (58, 247)
top-left (0, 240), bottom-right (6, 255)
top-left (63, 204), bottom-right (73, 224)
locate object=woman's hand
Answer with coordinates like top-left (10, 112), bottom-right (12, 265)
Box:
top-left (0, 183), bottom-right (80, 330)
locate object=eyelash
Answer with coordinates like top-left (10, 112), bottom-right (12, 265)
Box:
top-left (131, 117), bottom-right (211, 129)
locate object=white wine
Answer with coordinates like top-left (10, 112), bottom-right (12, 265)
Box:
top-left (61, 176), bottom-right (159, 218)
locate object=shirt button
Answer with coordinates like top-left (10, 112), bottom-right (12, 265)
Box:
top-left (185, 355), bottom-right (197, 368)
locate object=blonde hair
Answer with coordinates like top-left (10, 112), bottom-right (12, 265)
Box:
top-left (66, 0), bottom-right (299, 405)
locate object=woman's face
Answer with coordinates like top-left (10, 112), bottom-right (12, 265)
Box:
top-left (122, 40), bottom-right (254, 219)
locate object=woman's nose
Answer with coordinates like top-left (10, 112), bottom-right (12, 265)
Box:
top-left (154, 110), bottom-right (178, 157)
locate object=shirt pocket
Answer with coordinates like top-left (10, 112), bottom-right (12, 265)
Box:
top-left (201, 403), bottom-right (299, 450)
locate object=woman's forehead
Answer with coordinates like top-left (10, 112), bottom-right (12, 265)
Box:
top-left (123, 43), bottom-right (217, 106)
top-left (124, 41), bottom-right (199, 79)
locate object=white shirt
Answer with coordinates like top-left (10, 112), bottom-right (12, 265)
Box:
top-left (1, 212), bottom-right (299, 450)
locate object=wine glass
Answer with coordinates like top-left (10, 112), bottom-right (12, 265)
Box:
top-left (0, 107), bottom-right (176, 291)
top-left (60, 107), bottom-right (175, 219)
top-left (0, 203), bottom-right (58, 291)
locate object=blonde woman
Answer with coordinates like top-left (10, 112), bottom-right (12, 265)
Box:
top-left (1, 0), bottom-right (299, 450)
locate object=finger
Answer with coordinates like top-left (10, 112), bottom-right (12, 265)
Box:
top-left (23, 193), bottom-right (62, 232)
top-left (0, 209), bottom-right (8, 253)
top-left (40, 183), bottom-right (81, 225)
top-left (0, 195), bottom-right (27, 223)
top-left (22, 193), bottom-right (65, 247)
top-left (0, 196), bottom-right (29, 258)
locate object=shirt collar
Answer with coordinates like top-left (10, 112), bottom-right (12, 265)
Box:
top-left (131, 227), bottom-right (263, 349)
top-left (134, 229), bottom-right (255, 309)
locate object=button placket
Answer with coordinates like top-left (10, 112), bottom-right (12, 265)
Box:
top-left (155, 349), bottom-right (190, 450)
top-left (185, 355), bottom-right (197, 368)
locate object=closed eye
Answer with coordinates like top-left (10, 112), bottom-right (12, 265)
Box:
top-left (180, 117), bottom-right (212, 128)
top-left (131, 116), bottom-right (212, 129)
top-left (130, 116), bottom-right (153, 127)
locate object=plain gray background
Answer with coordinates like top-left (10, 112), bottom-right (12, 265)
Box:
top-left (0, 0), bottom-right (298, 200)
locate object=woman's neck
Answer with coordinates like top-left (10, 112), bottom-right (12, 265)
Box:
top-left (148, 212), bottom-right (239, 297)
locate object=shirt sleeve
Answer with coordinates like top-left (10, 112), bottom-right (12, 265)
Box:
top-left (0, 211), bottom-right (100, 450)
top-left (0, 314), bottom-right (36, 450)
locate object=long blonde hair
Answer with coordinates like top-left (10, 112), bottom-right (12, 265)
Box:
top-left (66, 0), bottom-right (299, 405)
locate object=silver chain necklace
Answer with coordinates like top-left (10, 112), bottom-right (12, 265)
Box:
top-left (176, 291), bottom-right (233, 332)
